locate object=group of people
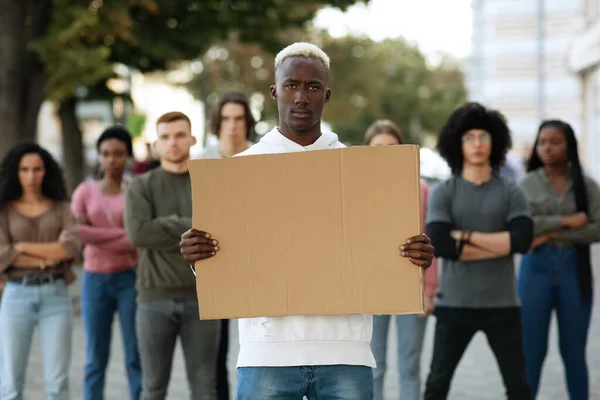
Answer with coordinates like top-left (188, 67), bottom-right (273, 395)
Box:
top-left (0, 41), bottom-right (596, 400)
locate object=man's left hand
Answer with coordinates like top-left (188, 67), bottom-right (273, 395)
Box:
top-left (400, 234), bottom-right (434, 269)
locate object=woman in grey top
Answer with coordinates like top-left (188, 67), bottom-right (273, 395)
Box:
top-left (0, 142), bottom-right (81, 400)
top-left (518, 120), bottom-right (600, 400)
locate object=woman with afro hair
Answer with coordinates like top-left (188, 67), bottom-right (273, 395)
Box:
top-left (423, 102), bottom-right (534, 399)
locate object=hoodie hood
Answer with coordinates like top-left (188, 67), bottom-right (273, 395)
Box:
top-left (236, 127), bottom-right (345, 157)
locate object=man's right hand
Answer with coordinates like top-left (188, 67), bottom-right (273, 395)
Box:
top-left (561, 212), bottom-right (589, 229)
top-left (180, 229), bottom-right (220, 265)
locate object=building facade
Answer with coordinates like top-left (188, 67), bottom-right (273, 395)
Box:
top-left (467, 0), bottom-right (600, 181)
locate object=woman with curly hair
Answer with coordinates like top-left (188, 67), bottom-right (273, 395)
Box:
top-left (0, 142), bottom-right (81, 399)
top-left (518, 120), bottom-right (600, 399)
top-left (423, 102), bottom-right (533, 399)
top-left (364, 119), bottom-right (439, 400)
top-left (71, 127), bottom-right (141, 400)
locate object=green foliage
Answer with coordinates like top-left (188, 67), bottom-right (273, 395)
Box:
top-left (320, 34), bottom-right (467, 145)
top-left (31, 0), bottom-right (370, 102)
top-left (112, 0), bottom-right (370, 123)
top-left (126, 111), bottom-right (147, 138)
top-left (31, 0), bottom-right (152, 101)
top-left (30, 0), bottom-right (465, 148)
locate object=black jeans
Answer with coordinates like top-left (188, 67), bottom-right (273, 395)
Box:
top-left (424, 308), bottom-right (530, 400)
top-left (216, 319), bottom-right (230, 400)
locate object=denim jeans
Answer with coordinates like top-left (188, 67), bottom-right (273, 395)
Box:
top-left (371, 314), bottom-right (428, 400)
top-left (518, 244), bottom-right (592, 400)
top-left (236, 365), bottom-right (373, 399)
top-left (136, 299), bottom-right (220, 400)
top-left (0, 278), bottom-right (73, 400)
top-left (81, 269), bottom-right (141, 400)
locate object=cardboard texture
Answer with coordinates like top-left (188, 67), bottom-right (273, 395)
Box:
top-left (189, 145), bottom-right (424, 320)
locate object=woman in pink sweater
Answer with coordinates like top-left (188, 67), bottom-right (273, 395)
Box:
top-left (71, 127), bottom-right (141, 400)
top-left (364, 120), bottom-right (439, 400)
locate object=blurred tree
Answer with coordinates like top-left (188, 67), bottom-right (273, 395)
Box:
top-left (423, 54), bottom-right (468, 134)
top-left (320, 34), bottom-right (467, 145)
top-left (126, 111), bottom-right (147, 138)
top-left (32, 0), bottom-right (151, 192)
top-left (0, 0), bottom-right (368, 190)
top-left (0, 0), bottom-right (53, 156)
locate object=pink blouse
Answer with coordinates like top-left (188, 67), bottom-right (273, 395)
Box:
top-left (71, 181), bottom-right (137, 273)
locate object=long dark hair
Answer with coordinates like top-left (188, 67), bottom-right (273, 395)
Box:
top-left (210, 90), bottom-right (256, 141)
top-left (527, 119), bottom-right (592, 301)
top-left (0, 142), bottom-right (68, 207)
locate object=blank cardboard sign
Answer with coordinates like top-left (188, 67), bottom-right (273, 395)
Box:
top-left (189, 145), bottom-right (423, 320)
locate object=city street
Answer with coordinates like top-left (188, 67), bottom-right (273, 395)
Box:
top-left (23, 246), bottom-right (600, 399)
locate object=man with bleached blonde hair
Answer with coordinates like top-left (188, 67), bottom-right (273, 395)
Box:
top-left (179, 42), bottom-right (435, 399)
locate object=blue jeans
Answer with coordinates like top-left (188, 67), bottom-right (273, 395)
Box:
top-left (0, 278), bottom-right (73, 400)
top-left (371, 315), bottom-right (428, 400)
top-left (236, 365), bottom-right (373, 399)
top-left (136, 299), bottom-right (220, 400)
top-left (81, 269), bottom-right (141, 400)
top-left (518, 244), bottom-right (592, 400)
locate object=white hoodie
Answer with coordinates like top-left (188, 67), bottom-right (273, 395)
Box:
top-left (233, 127), bottom-right (376, 368)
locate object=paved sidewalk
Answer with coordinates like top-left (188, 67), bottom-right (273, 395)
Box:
top-left (20, 246), bottom-right (600, 399)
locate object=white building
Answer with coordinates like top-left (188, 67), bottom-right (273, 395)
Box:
top-left (467, 0), bottom-right (600, 181)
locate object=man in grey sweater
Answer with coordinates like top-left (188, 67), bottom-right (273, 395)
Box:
top-left (124, 111), bottom-right (219, 400)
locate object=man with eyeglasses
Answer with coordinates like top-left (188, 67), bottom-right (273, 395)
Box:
top-left (423, 102), bottom-right (534, 400)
